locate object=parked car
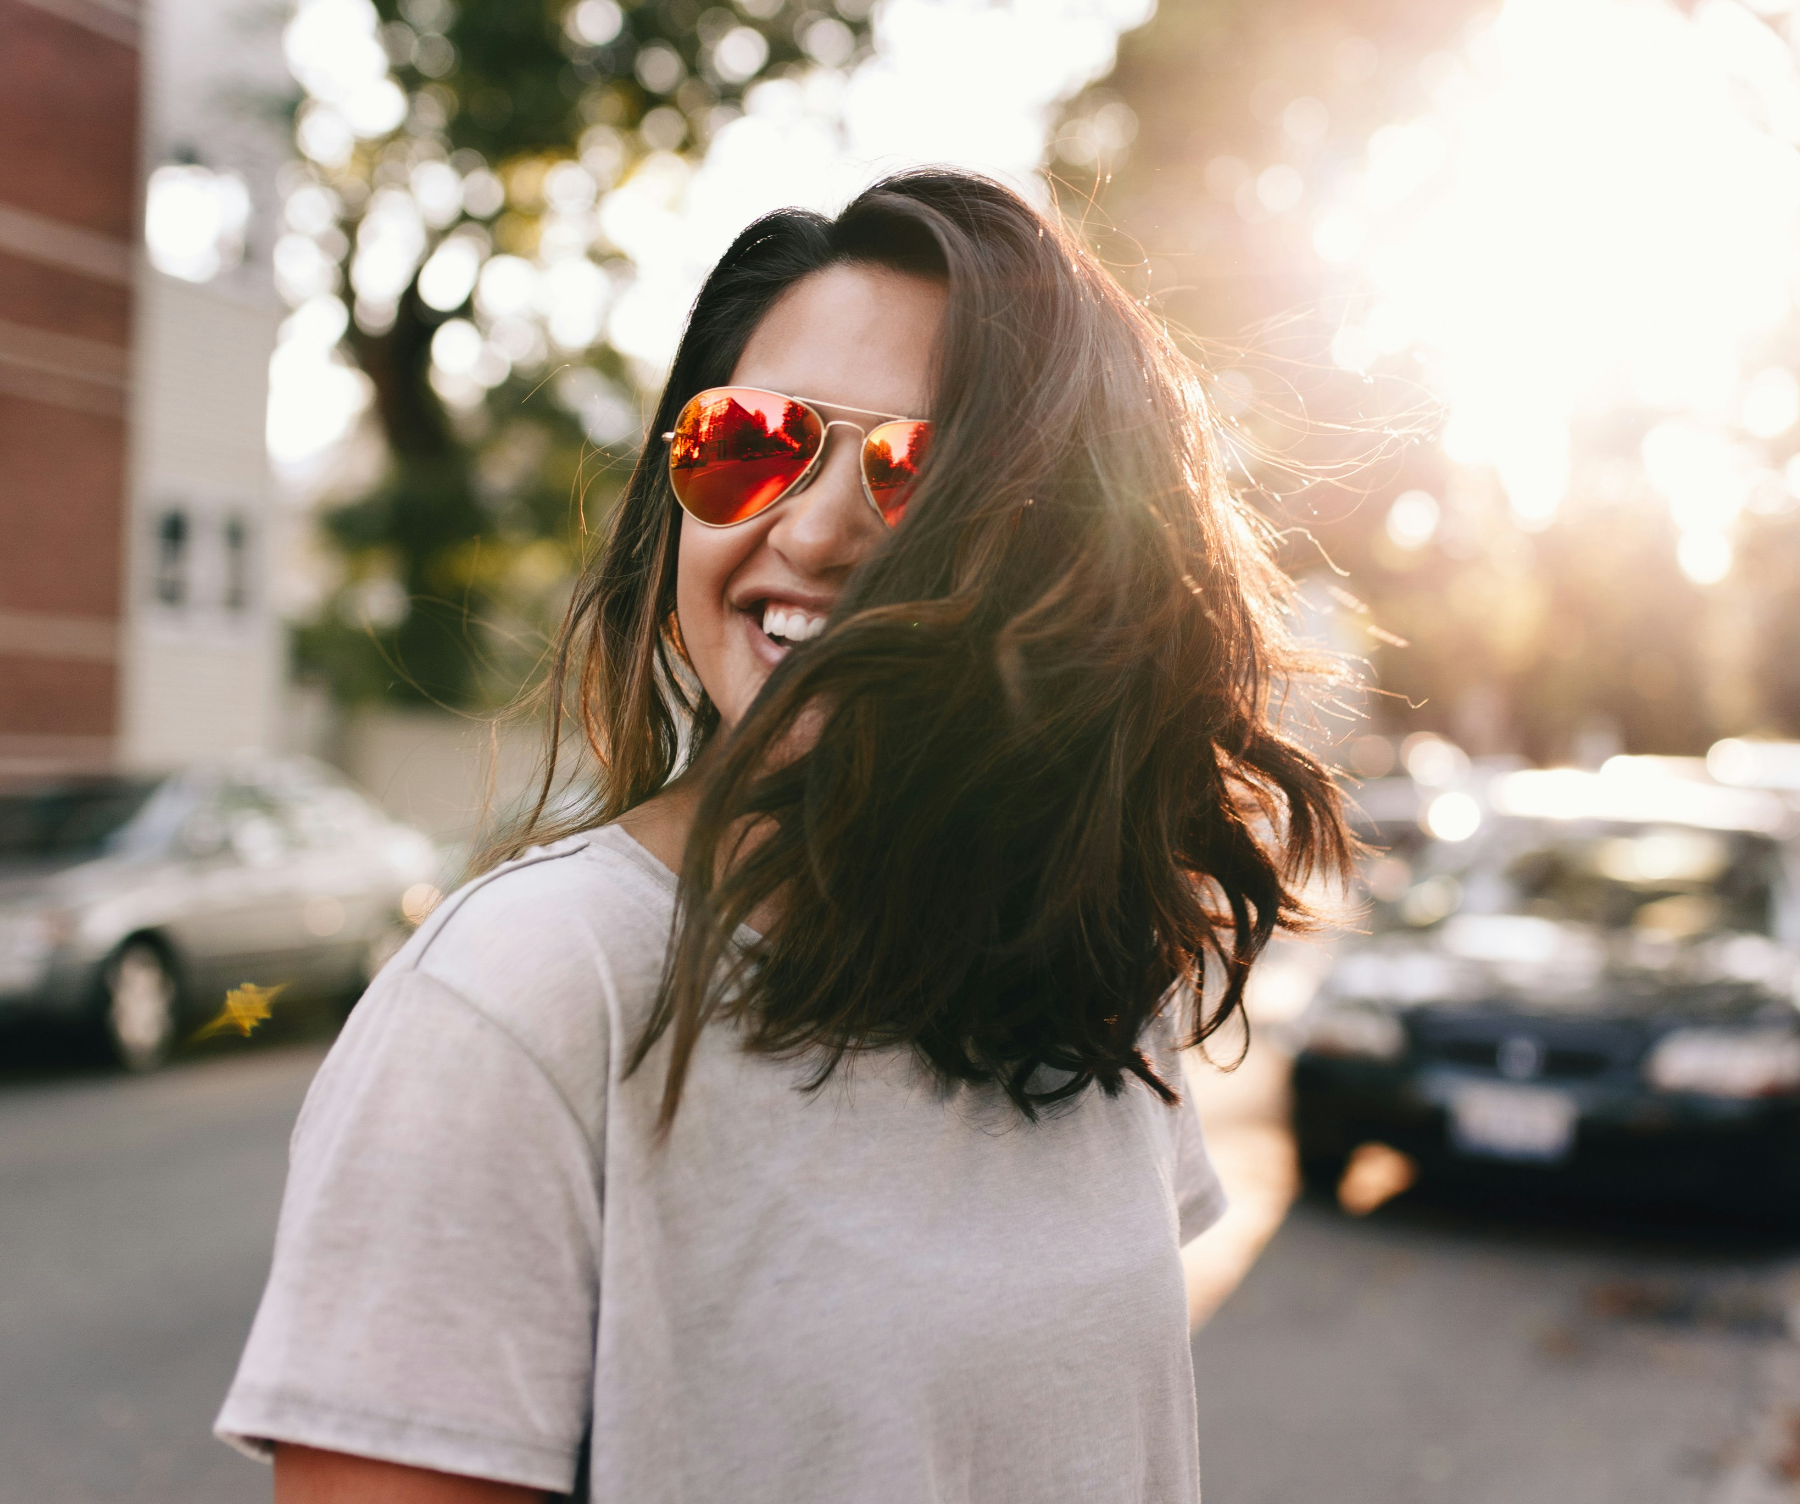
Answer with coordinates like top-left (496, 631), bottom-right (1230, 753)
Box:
top-left (1293, 766), bottom-right (1800, 1215)
top-left (0, 757), bottom-right (441, 1070)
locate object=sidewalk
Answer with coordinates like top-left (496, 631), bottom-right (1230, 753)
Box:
top-left (1710, 1312), bottom-right (1800, 1504)
top-left (1179, 940), bottom-right (1330, 1329)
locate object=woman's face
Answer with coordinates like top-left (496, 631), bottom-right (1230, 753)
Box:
top-left (675, 263), bottom-right (947, 727)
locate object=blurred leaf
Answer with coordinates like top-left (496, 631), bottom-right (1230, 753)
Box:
top-left (192, 983), bottom-right (288, 1042)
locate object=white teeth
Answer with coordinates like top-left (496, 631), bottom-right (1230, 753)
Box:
top-left (760, 604), bottom-right (824, 643)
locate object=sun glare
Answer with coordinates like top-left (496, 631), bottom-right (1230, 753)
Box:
top-left (1330, 0), bottom-right (1800, 571)
top-left (266, 0), bottom-right (1157, 470)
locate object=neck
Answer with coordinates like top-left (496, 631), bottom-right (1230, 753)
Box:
top-left (616, 773), bottom-right (703, 877)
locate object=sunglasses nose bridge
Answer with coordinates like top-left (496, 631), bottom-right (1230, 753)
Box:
top-left (780, 419), bottom-right (864, 503)
top-left (818, 417), bottom-right (871, 455)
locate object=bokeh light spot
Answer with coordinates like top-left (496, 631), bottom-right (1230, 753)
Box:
top-left (145, 165), bottom-right (250, 283)
top-left (1677, 530), bottom-right (1733, 584)
top-left (1385, 490), bottom-right (1441, 550)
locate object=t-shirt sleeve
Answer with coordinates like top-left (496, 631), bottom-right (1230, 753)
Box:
top-left (1143, 1001), bottom-right (1228, 1245)
top-left (1171, 1088), bottom-right (1227, 1245)
top-left (214, 968), bottom-right (602, 1493)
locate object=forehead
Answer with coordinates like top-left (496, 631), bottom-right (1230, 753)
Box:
top-left (730, 263), bottom-right (946, 419)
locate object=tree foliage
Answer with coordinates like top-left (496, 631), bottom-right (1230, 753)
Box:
top-left (290, 0), bottom-right (875, 708)
top-left (1099, 0), bottom-right (1800, 759)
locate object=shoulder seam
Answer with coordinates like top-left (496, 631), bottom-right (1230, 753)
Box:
top-left (406, 839), bottom-right (593, 970)
top-left (391, 964), bottom-right (607, 1165)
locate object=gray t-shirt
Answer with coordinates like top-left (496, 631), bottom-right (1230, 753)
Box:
top-left (216, 825), bottom-right (1225, 1501)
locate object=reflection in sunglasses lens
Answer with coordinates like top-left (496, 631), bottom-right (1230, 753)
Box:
top-left (670, 389), bottom-right (823, 526)
top-left (863, 421), bottom-right (931, 525)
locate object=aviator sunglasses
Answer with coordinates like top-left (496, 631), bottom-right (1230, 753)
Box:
top-left (664, 386), bottom-right (932, 529)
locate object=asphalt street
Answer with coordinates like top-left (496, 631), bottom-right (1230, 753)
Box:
top-left (1192, 1191), bottom-right (1792, 1504)
top-left (0, 1042), bottom-right (324, 1504)
top-left (2, 1033), bottom-right (1795, 1503)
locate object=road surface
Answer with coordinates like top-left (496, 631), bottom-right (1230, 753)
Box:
top-left (2, 1035), bottom-right (1794, 1503)
top-left (0, 1043), bottom-right (324, 1504)
top-left (1191, 1189), bottom-right (1790, 1504)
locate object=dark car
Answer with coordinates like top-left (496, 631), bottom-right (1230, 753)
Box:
top-left (0, 757), bottom-right (441, 1070)
top-left (1292, 767), bottom-right (1800, 1214)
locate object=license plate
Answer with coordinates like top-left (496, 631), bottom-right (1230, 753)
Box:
top-left (1449, 1082), bottom-right (1577, 1163)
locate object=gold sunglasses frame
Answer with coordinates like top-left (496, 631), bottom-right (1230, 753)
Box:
top-left (662, 386), bottom-right (930, 529)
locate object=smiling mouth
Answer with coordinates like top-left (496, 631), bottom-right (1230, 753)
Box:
top-left (756, 601), bottom-right (828, 648)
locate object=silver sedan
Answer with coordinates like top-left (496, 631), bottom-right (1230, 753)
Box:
top-left (0, 757), bottom-right (442, 1069)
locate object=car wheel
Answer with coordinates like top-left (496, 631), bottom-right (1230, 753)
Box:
top-left (102, 941), bottom-right (179, 1072)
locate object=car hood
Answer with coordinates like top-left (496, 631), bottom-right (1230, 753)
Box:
top-left (0, 853), bottom-right (145, 910)
top-left (1324, 914), bottom-right (1797, 1024)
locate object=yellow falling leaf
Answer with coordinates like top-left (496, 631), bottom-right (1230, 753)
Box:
top-left (192, 982), bottom-right (288, 1042)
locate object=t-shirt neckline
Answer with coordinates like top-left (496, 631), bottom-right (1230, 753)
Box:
top-left (593, 823), bottom-right (763, 944)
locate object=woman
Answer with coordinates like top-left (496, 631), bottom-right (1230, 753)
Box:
top-left (217, 169), bottom-right (1348, 1503)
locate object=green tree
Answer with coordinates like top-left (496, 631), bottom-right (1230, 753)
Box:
top-left (286, 0), bottom-right (876, 709)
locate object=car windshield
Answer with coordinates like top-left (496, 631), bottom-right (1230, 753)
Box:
top-left (0, 778), bottom-right (164, 860)
top-left (1366, 817), bottom-right (1783, 940)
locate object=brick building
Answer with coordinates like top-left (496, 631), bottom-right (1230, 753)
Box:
top-left (0, 0), bottom-right (285, 781)
top-left (0, 0), bottom-right (142, 776)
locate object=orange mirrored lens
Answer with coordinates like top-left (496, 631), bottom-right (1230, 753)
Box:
top-left (668, 388), bottom-right (823, 526)
top-left (862, 421), bottom-right (931, 526)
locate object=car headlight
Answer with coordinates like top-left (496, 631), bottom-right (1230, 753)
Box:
top-left (1644, 1027), bottom-right (1800, 1098)
top-left (1302, 1002), bottom-right (1407, 1062)
top-left (0, 907), bottom-right (73, 989)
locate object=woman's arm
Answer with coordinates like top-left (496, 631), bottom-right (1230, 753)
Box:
top-left (274, 1444), bottom-right (548, 1504)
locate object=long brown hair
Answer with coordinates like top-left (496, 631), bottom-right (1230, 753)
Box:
top-left (494, 169), bottom-right (1352, 1124)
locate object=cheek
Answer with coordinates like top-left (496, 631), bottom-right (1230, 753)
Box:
top-left (675, 517), bottom-right (752, 707)
top-left (675, 519), bottom-right (724, 653)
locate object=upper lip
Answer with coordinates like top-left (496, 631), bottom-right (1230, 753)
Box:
top-left (730, 585), bottom-right (838, 615)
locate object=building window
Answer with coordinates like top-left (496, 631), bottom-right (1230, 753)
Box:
top-left (154, 510), bottom-right (188, 607)
top-left (223, 515), bottom-right (250, 612)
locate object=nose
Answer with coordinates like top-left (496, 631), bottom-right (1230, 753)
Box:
top-left (764, 422), bottom-right (884, 578)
